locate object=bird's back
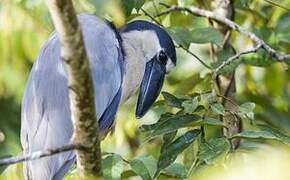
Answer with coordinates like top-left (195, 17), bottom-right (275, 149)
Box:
top-left (21, 14), bottom-right (123, 179)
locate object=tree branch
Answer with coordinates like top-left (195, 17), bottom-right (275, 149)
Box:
top-left (46, 0), bottom-right (101, 178)
top-left (141, 8), bottom-right (212, 69)
top-left (214, 44), bottom-right (262, 73)
top-left (157, 3), bottom-right (290, 62)
top-left (0, 144), bottom-right (84, 166)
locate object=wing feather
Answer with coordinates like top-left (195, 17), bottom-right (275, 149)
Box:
top-left (21, 14), bottom-right (123, 180)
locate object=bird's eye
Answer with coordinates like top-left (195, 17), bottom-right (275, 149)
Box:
top-left (158, 51), bottom-right (167, 64)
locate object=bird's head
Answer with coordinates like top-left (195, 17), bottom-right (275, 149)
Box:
top-left (121, 20), bottom-right (176, 118)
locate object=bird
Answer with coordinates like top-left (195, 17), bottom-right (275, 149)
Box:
top-left (20, 14), bottom-right (176, 180)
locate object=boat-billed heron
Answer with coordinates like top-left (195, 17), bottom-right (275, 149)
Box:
top-left (21, 14), bottom-right (176, 179)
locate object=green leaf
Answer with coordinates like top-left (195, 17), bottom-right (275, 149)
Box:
top-left (167, 27), bottom-right (193, 49)
top-left (162, 92), bottom-right (183, 108)
top-left (213, 47), bottom-right (239, 75)
top-left (0, 131), bottom-right (4, 143)
top-left (120, 0), bottom-right (136, 17)
top-left (231, 128), bottom-right (290, 143)
top-left (200, 117), bottom-right (225, 127)
top-left (230, 130), bottom-right (279, 140)
top-left (191, 27), bottom-right (223, 46)
top-left (276, 12), bottom-right (290, 33)
top-left (156, 130), bottom-right (201, 175)
top-left (129, 156), bottom-right (157, 180)
top-left (198, 138), bottom-right (230, 164)
top-left (121, 170), bottom-right (137, 179)
top-left (163, 131), bottom-right (177, 144)
top-left (182, 97), bottom-right (198, 113)
top-left (0, 166), bottom-right (7, 175)
top-left (238, 102), bottom-right (255, 114)
top-left (199, 93), bottom-right (215, 108)
top-left (211, 103), bottom-right (225, 115)
top-left (162, 163), bottom-right (188, 178)
top-left (102, 154), bottom-right (124, 180)
top-left (243, 49), bottom-right (275, 66)
top-left (134, 0), bottom-right (145, 11)
top-left (150, 114), bottom-right (201, 137)
top-left (238, 102), bottom-right (255, 120)
top-left (258, 124), bottom-right (290, 143)
top-left (140, 113), bottom-right (174, 132)
top-left (276, 13), bottom-right (290, 44)
top-left (237, 0), bottom-right (251, 7)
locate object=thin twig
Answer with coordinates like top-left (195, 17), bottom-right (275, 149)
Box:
top-left (177, 45), bottom-right (212, 69)
top-left (217, 94), bottom-right (238, 106)
top-left (156, 3), bottom-right (290, 62)
top-left (264, 0), bottom-right (290, 11)
top-left (0, 144), bottom-right (84, 166)
top-left (140, 8), bottom-right (162, 26)
top-left (152, 0), bottom-right (162, 22)
top-left (215, 44), bottom-right (262, 73)
top-left (141, 8), bottom-right (212, 69)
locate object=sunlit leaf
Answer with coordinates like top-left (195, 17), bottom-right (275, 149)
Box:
top-left (276, 12), bottom-right (290, 33)
top-left (230, 130), bottom-right (279, 140)
top-left (102, 154), bottom-right (124, 180)
top-left (156, 130), bottom-right (201, 176)
top-left (213, 46), bottom-right (239, 75)
top-left (199, 93), bottom-right (215, 108)
top-left (198, 138), bottom-right (230, 164)
top-left (238, 102), bottom-right (255, 114)
top-left (167, 27), bottom-right (192, 49)
top-left (0, 131), bottom-right (4, 143)
top-left (191, 27), bottom-right (223, 46)
top-left (129, 156), bottom-right (157, 180)
top-left (139, 113), bottom-right (174, 132)
top-left (150, 114), bottom-right (201, 137)
top-left (238, 102), bottom-right (255, 120)
top-left (258, 124), bottom-right (290, 143)
top-left (199, 117), bottom-right (225, 127)
top-left (163, 131), bottom-right (177, 144)
top-left (236, 0), bottom-right (251, 7)
top-left (134, 0), bottom-right (145, 11)
top-left (120, 0), bottom-right (135, 17)
top-left (162, 163), bottom-right (188, 178)
top-left (162, 92), bottom-right (183, 109)
top-left (0, 155), bottom-right (12, 175)
top-left (182, 97), bottom-right (198, 113)
top-left (211, 103), bottom-right (225, 115)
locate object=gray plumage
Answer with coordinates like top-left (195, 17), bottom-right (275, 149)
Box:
top-left (21, 14), bottom-right (123, 180)
top-left (21, 12), bottom-right (177, 180)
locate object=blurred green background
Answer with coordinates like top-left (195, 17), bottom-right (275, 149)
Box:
top-left (1, 0), bottom-right (290, 179)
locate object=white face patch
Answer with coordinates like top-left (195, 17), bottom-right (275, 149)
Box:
top-left (120, 30), bottom-right (176, 102)
top-left (122, 30), bottom-right (162, 63)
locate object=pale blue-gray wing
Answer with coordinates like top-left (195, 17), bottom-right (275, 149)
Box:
top-left (21, 14), bottom-right (123, 180)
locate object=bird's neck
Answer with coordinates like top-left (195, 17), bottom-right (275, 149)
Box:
top-left (120, 31), bottom-right (146, 103)
top-left (120, 30), bottom-right (161, 103)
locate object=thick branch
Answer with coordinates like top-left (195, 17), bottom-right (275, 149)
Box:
top-left (46, 0), bottom-right (101, 178)
top-left (0, 144), bottom-right (83, 166)
top-left (157, 3), bottom-right (290, 62)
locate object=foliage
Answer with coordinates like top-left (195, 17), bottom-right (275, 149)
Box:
top-left (1, 0), bottom-right (290, 179)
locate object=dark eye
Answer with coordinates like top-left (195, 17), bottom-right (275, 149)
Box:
top-left (158, 51), bottom-right (167, 64)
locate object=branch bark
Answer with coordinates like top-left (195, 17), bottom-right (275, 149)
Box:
top-left (210, 0), bottom-right (241, 148)
top-left (46, 0), bottom-right (102, 178)
top-left (157, 3), bottom-right (290, 62)
top-left (0, 144), bottom-right (83, 166)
